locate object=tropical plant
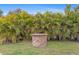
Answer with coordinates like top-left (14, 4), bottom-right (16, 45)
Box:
top-left (0, 5), bottom-right (79, 44)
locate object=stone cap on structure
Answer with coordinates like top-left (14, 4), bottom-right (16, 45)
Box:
top-left (32, 33), bottom-right (48, 36)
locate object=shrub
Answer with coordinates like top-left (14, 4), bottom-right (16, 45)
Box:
top-left (0, 5), bottom-right (79, 44)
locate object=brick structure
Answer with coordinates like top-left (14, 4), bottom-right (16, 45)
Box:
top-left (32, 34), bottom-right (48, 48)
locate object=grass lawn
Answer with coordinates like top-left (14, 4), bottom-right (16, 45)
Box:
top-left (0, 40), bottom-right (79, 55)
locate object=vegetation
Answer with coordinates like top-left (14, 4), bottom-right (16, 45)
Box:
top-left (0, 41), bottom-right (79, 55)
top-left (0, 5), bottom-right (79, 44)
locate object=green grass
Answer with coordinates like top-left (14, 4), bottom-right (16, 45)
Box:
top-left (0, 40), bottom-right (79, 55)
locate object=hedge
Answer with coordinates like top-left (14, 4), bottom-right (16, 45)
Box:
top-left (0, 5), bottom-right (79, 44)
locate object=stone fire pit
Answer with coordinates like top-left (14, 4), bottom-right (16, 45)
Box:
top-left (32, 33), bottom-right (48, 48)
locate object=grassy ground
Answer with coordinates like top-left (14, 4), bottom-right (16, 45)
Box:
top-left (0, 40), bottom-right (79, 55)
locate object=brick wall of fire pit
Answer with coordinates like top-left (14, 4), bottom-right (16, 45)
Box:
top-left (32, 34), bottom-right (48, 48)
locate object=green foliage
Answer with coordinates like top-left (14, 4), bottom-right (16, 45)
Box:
top-left (0, 5), bottom-right (79, 44)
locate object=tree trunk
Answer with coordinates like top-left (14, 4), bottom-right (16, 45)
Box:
top-left (77, 34), bottom-right (79, 42)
